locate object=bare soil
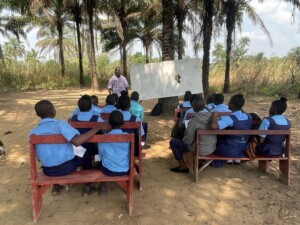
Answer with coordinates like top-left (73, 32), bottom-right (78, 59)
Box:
top-left (0, 89), bottom-right (300, 225)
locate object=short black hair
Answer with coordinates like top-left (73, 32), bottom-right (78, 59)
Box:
top-left (230, 94), bottom-right (245, 110)
top-left (184, 91), bottom-right (192, 102)
top-left (106, 94), bottom-right (116, 105)
top-left (78, 95), bottom-right (92, 112)
top-left (112, 93), bottom-right (119, 108)
top-left (192, 98), bottom-right (205, 112)
top-left (190, 94), bottom-right (201, 105)
top-left (109, 110), bottom-right (124, 128)
top-left (214, 93), bottom-right (224, 105)
top-left (118, 95), bottom-right (131, 110)
top-left (272, 97), bottom-right (288, 114)
top-left (206, 93), bottom-right (215, 105)
top-left (131, 91), bottom-right (139, 101)
top-left (90, 95), bottom-right (98, 106)
top-left (121, 90), bottom-right (128, 97)
top-left (35, 100), bottom-right (54, 118)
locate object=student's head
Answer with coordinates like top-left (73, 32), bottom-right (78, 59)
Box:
top-left (90, 95), bottom-right (98, 106)
top-left (109, 110), bottom-right (124, 128)
top-left (228, 94), bottom-right (245, 111)
top-left (78, 95), bottom-right (92, 112)
top-left (121, 90), bottom-right (128, 96)
top-left (269, 97), bottom-right (288, 115)
top-left (35, 100), bottom-right (56, 119)
top-left (213, 93), bottom-right (225, 105)
top-left (190, 94), bottom-right (201, 105)
top-left (131, 91), bottom-right (139, 102)
top-left (115, 67), bottom-right (121, 77)
top-left (184, 91), bottom-right (192, 102)
top-left (112, 93), bottom-right (119, 107)
top-left (118, 93), bottom-right (131, 111)
top-left (206, 93), bottom-right (215, 105)
top-left (106, 94), bottom-right (116, 105)
top-left (192, 98), bottom-right (205, 112)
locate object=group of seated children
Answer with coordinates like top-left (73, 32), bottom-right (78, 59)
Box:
top-left (30, 90), bottom-right (148, 196)
top-left (170, 92), bottom-right (291, 173)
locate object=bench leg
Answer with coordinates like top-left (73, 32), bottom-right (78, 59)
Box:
top-left (32, 184), bottom-right (42, 223)
top-left (279, 159), bottom-right (290, 186)
top-left (138, 159), bottom-right (142, 191)
top-left (258, 160), bottom-right (268, 173)
top-left (127, 180), bottom-right (133, 216)
top-left (194, 155), bottom-right (198, 183)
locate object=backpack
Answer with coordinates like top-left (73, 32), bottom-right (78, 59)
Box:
top-left (171, 108), bottom-right (186, 139)
top-left (151, 103), bottom-right (163, 116)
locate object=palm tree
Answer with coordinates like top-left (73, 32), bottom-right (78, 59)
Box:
top-left (3, 38), bottom-right (26, 60)
top-left (221, 0), bottom-right (272, 93)
top-left (158, 0), bottom-right (179, 113)
top-left (67, 0), bottom-right (85, 87)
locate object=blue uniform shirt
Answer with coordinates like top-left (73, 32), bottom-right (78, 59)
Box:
top-left (130, 100), bottom-right (144, 121)
top-left (211, 104), bottom-right (231, 113)
top-left (217, 110), bottom-right (249, 130)
top-left (259, 115), bottom-right (289, 138)
top-left (29, 118), bottom-right (79, 167)
top-left (177, 101), bottom-right (192, 108)
top-left (74, 111), bottom-right (104, 122)
top-left (71, 105), bottom-right (100, 117)
top-left (100, 105), bottom-right (117, 113)
top-left (207, 103), bottom-right (216, 111)
top-left (98, 129), bottom-right (130, 172)
top-left (120, 110), bottom-right (145, 136)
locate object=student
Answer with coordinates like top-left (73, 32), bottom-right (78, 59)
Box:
top-left (206, 93), bottom-right (216, 111)
top-left (100, 94), bottom-right (117, 113)
top-left (91, 95), bottom-right (102, 112)
top-left (70, 94), bottom-right (100, 117)
top-left (29, 100), bottom-right (103, 195)
top-left (211, 93), bottom-right (231, 113)
top-left (98, 110), bottom-right (130, 176)
top-left (210, 94), bottom-right (252, 166)
top-left (69, 95), bottom-right (103, 181)
top-left (130, 91), bottom-right (148, 146)
top-left (177, 91), bottom-right (192, 108)
top-left (256, 97), bottom-right (291, 156)
top-left (112, 93), bottom-right (119, 109)
top-left (182, 94), bottom-right (209, 124)
top-left (118, 92), bottom-right (145, 155)
top-left (170, 98), bottom-right (216, 173)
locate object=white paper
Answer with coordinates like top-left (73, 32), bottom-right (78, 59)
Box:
top-left (73, 145), bottom-right (86, 158)
top-left (94, 154), bottom-right (101, 162)
top-left (184, 120), bottom-right (190, 129)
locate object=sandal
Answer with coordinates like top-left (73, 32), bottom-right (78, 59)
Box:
top-left (170, 166), bottom-right (189, 173)
top-left (51, 184), bottom-right (63, 196)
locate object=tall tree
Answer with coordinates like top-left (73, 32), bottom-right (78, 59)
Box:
top-left (3, 38), bottom-right (26, 60)
top-left (159, 0), bottom-right (179, 113)
top-left (67, 0), bottom-right (85, 87)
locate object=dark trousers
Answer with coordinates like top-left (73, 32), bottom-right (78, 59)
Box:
top-left (42, 156), bottom-right (83, 176)
top-left (100, 163), bottom-right (128, 177)
top-left (142, 122), bottom-right (148, 142)
top-left (169, 138), bottom-right (188, 161)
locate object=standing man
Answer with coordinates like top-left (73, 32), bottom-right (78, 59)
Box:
top-left (108, 67), bottom-right (129, 96)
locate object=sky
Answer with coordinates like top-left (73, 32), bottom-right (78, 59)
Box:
top-left (1, 0), bottom-right (300, 59)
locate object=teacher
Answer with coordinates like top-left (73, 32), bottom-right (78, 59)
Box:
top-left (108, 67), bottom-right (129, 96)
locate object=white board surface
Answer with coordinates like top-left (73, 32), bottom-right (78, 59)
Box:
top-left (129, 58), bottom-right (203, 100)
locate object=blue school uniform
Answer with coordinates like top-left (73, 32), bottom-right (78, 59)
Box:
top-left (98, 129), bottom-right (130, 173)
top-left (120, 110), bottom-right (145, 136)
top-left (177, 101), bottom-right (192, 108)
top-left (130, 100), bottom-right (144, 121)
top-left (207, 103), bottom-right (216, 111)
top-left (100, 105), bottom-right (117, 113)
top-left (29, 118), bottom-right (79, 167)
top-left (71, 105), bottom-right (100, 117)
top-left (215, 110), bottom-right (252, 157)
top-left (211, 104), bottom-right (231, 113)
top-left (257, 115), bottom-right (291, 156)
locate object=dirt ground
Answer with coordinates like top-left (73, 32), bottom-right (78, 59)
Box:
top-left (0, 89), bottom-right (300, 225)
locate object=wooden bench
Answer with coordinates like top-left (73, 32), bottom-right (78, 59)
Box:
top-left (69, 121), bottom-right (144, 190)
top-left (30, 134), bottom-right (135, 223)
top-left (187, 129), bottom-right (291, 185)
top-left (100, 112), bottom-right (110, 120)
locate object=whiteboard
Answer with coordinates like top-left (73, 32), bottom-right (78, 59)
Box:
top-left (129, 58), bottom-right (203, 100)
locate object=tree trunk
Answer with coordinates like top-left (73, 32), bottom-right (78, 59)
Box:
top-left (159, 0), bottom-right (178, 114)
top-left (75, 20), bottom-right (85, 87)
top-left (0, 44), bottom-right (5, 66)
top-left (202, 0), bottom-right (214, 97)
top-left (223, 0), bottom-right (236, 93)
top-left (176, 0), bottom-right (184, 60)
top-left (87, 3), bottom-right (99, 90)
top-left (145, 44), bottom-right (151, 64)
top-left (57, 20), bottom-right (65, 77)
top-left (122, 41), bottom-right (127, 79)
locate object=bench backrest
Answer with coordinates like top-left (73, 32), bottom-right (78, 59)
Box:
top-left (195, 129), bottom-right (291, 157)
top-left (29, 134), bottom-right (135, 181)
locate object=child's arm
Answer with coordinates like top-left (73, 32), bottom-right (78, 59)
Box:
top-left (70, 124), bottom-right (103, 147)
top-left (210, 112), bottom-right (220, 130)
